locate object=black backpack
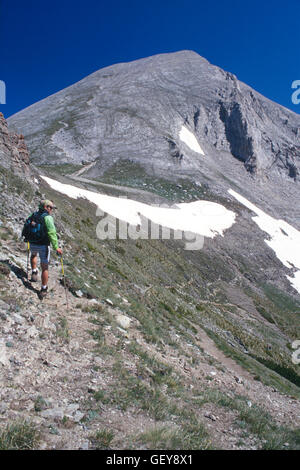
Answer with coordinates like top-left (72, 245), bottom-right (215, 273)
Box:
top-left (22, 211), bottom-right (49, 244)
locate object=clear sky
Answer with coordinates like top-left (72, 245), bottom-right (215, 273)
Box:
top-left (1, 0), bottom-right (300, 118)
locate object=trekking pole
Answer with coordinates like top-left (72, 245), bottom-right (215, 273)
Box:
top-left (60, 255), bottom-right (69, 311)
top-left (26, 242), bottom-right (30, 280)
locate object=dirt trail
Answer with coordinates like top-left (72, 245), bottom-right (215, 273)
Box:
top-left (193, 325), bottom-right (253, 380)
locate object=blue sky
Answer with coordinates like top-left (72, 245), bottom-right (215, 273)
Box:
top-left (1, 0), bottom-right (300, 117)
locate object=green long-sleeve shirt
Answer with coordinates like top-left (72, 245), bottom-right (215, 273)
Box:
top-left (44, 215), bottom-right (59, 250)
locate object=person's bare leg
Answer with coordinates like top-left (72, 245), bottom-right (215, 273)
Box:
top-left (41, 263), bottom-right (48, 287)
top-left (30, 254), bottom-right (39, 281)
top-left (31, 254), bottom-right (38, 271)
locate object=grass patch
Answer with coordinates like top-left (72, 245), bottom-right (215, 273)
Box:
top-left (98, 159), bottom-right (213, 203)
top-left (56, 316), bottom-right (69, 341)
top-left (195, 388), bottom-right (300, 449)
top-left (0, 421), bottom-right (40, 450)
top-left (136, 423), bottom-right (211, 450)
top-left (90, 429), bottom-right (115, 449)
top-left (262, 283), bottom-right (300, 312)
top-left (34, 396), bottom-right (48, 412)
top-left (37, 163), bottom-right (83, 176)
top-left (236, 403), bottom-right (298, 449)
top-left (245, 285), bottom-right (300, 339)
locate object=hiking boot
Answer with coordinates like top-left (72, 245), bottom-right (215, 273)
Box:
top-left (39, 286), bottom-right (48, 299)
top-left (31, 270), bottom-right (38, 282)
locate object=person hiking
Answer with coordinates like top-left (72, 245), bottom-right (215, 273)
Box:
top-left (22, 199), bottom-right (63, 298)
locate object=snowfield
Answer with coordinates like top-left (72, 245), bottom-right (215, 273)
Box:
top-left (229, 189), bottom-right (300, 294)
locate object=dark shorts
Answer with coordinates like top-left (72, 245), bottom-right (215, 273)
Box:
top-left (30, 244), bottom-right (50, 265)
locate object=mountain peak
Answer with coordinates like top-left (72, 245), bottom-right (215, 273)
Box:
top-left (7, 52), bottom-right (300, 230)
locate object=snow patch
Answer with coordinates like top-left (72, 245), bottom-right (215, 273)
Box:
top-left (228, 189), bottom-right (300, 295)
top-left (41, 176), bottom-right (235, 240)
top-left (179, 126), bottom-right (204, 155)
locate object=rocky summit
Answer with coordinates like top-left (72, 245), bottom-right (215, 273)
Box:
top-left (0, 53), bottom-right (300, 450)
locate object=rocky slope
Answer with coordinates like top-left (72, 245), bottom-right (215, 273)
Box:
top-left (0, 112), bottom-right (31, 177)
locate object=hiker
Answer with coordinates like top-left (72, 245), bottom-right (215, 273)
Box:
top-left (22, 199), bottom-right (63, 298)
